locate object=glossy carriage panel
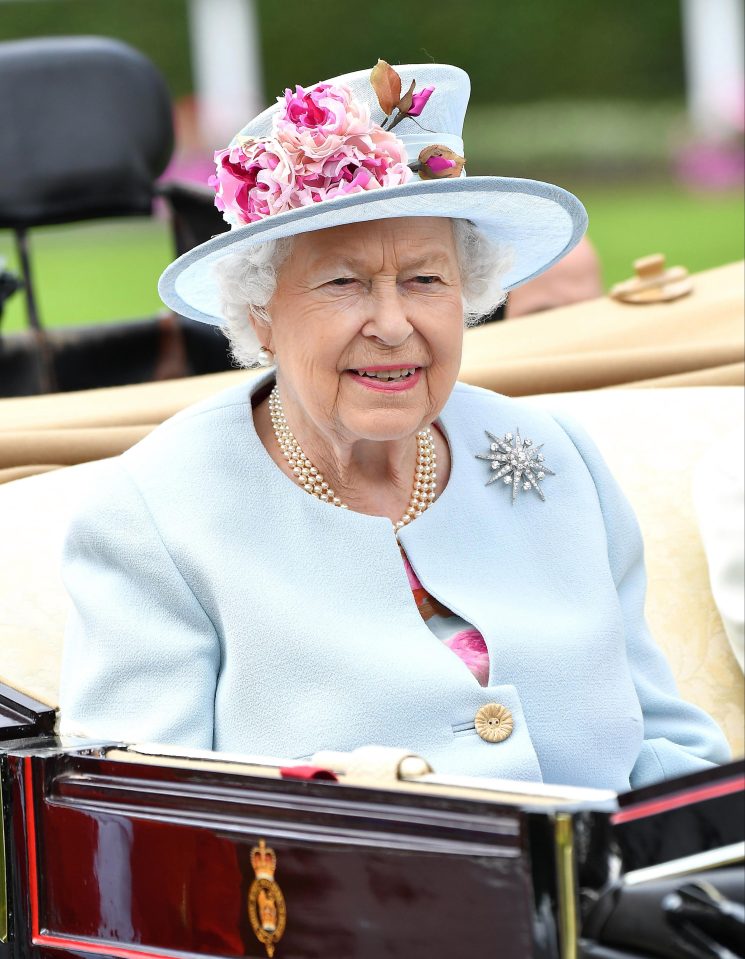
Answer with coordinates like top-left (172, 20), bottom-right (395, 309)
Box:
top-left (0, 687), bottom-right (55, 744)
top-left (8, 749), bottom-right (552, 959)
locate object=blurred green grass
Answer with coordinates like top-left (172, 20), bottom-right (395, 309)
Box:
top-left (0, 185), bottom-right (742, 334)
top-left (582, 186), bottom-right (744, 289)
top-left (463, 101), bottom-right (688, 180)
top-left (0, 219), bottom-right (173, 334)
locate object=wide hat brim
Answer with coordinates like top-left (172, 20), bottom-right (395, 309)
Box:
top-left (159, 175), bottom-right (587, 326)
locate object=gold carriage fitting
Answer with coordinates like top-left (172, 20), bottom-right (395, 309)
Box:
top-left (248, 840), bottom-right (287, 958)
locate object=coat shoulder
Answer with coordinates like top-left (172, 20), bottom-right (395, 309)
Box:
top-left (447, 380), bottom-right (570, 435)
top-left (121, 378), bottom-right (259, 474)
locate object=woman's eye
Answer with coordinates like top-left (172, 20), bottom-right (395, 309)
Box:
top-left (412, 275), bottom-right (439, 285)
top-left (329, 277), bottom-right (357, 286)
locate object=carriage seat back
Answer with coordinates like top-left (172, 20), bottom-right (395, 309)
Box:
top-left (0, 35), bottom-right (174, 229)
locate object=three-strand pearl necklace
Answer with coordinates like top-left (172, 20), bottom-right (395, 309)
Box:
top-left (268, 385), bottom-right (437, 534)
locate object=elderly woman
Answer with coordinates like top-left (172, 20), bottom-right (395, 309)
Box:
top-left (59, 62), bottom-right (729, 791)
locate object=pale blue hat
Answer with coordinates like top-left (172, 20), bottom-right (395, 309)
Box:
top-left (159, 63), bottom-right (588, 326)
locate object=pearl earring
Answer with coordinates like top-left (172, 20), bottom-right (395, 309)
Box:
top-left (257, 347), bottom-right (275, 368)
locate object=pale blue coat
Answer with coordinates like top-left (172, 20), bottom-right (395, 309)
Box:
top-left (59, 372), bottom-right (730, 791)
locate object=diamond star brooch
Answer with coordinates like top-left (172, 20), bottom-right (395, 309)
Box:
top-left (475, 429), bottom-right (556, 504)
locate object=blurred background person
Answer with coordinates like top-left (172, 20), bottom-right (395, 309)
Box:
top-left (505, 237), bottom-right (603, 318)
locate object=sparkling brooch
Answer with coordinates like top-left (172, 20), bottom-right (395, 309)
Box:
top-left (476, 429), bottom-right (555, 504)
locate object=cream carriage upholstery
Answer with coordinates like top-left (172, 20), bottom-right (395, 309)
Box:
top-left (1, 385), bottom-right (742, 758)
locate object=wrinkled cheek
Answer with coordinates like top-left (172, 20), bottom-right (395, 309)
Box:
top-left (425, 355), bottom-right (461, 415)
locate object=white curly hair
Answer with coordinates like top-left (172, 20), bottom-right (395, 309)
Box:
top-left (214, 219), bottom-right (512, 368)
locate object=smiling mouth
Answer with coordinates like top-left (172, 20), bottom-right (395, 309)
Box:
top-left (351, 366), bottom-right (419, 381)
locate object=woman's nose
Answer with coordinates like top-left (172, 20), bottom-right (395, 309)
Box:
top-left (362, 286), bottom-right (413, 346)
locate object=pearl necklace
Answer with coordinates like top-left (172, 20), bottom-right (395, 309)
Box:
top-left (268, 385), bottom-right (437, 533)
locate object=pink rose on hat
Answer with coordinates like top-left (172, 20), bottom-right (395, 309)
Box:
top-left (275, 83), bottom-right (373, 160)
top-left (210, 137), bottom-right (297, 226)
top-left (291, 120), bottom-right (412, 204)
top-left (211, 79), bottom-right (413, 226)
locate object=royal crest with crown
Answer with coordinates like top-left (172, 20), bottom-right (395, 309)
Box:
top-left (247, 840), bottom-right (287, 957)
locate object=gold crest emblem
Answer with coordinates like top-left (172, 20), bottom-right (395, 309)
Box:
top-left (247, 840), bottom-right (286, 958)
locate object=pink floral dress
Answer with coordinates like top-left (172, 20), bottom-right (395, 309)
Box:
top-left (401, 550), bottom-right (490, 686)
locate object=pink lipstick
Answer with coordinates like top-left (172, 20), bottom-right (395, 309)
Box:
top-left (346, 366), bottom-right (422, 393)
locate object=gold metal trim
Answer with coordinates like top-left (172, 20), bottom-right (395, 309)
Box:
top-left (554, 813), bottom-right (578, 959)
top-left (0, 776), bottom-right (8, 943)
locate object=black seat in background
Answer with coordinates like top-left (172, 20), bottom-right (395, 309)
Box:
top-left (0, 35), bottom-right (173, 228)
top-left (0, 35), bottom-right (234, 394)
top-left (158, 180), bottom-right (230, 258)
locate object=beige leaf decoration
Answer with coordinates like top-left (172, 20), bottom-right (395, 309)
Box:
top-left (371, 59), bottom-right (402, 116)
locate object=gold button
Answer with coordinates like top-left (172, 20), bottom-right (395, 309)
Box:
top-left (475, 703), bottom-right (514, 743)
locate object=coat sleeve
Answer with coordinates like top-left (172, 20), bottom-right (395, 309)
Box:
top-left (59, 460), bottom-right (220, 749)
top-left (552, 411), bottom-right (731, 788)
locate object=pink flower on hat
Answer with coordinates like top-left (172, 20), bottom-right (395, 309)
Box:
top-left (211, 80), bottom-right (413, 226)
top-left (276, 83), bottom-right (372, 160)
top-left (293, 124), bottom-right (411, 203)
top-left (408, 86), bottom-right (434, 118)
top-left (210, 137), bottom-right (297, 226)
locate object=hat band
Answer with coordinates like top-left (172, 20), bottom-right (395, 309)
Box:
top-left (398, 132), bottom-right (465, 166)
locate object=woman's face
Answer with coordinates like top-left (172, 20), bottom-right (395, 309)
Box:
top-left (255, 216), bottom-right (464, 446)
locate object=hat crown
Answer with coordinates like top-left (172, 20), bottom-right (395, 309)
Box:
top-left (238, 63), bottom-right (471, 146)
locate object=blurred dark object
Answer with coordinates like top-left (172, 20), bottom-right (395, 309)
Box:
top-left (582, 869), bottom-right (744, 959)
top-left (482, 302), bottom-right (507, 323)
top-left (0, 35), bottom-right (232, 396)
top-left (579, 762), bottom-right (745, 959)
top-left (158, 180), bottom-right (229, 257)
top-left (0, 260), bottom-right (23, 324)
top-left (0, 35), bottom-right (173, 229)
top-left (663, 880), bottom-right (745, 958)
top-left (0, 315), bottom-right (232, 397)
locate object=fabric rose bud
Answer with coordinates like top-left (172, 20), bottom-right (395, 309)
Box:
top-left (427, 156), bottom-right (455, 172)
top-left (417, 145), bottom-right (466, 180)
top-left (408, 86), bottom-right (434, 118)
top-left (211, 136), bottom-right (297, 225)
